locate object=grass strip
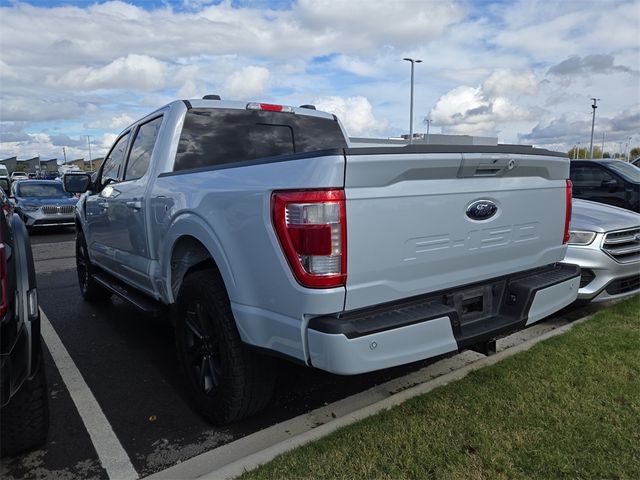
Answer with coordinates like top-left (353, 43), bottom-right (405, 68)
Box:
top-left (241, 297), bottom-right (640, 479)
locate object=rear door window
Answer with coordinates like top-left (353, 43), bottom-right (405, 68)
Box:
top-left (174, 108), bottom-right (346, 172)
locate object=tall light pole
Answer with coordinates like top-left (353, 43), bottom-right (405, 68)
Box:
top-left (601, 132), bottom-right (605, 158)
top-left (403, 57), bottom-right (422, 144)
top-left (589, 98), bottom-right (599, 159)
top-left (87, 135), bottom-right (93, 171)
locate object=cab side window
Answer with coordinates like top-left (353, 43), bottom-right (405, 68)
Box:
top-left (571, 165), bottom-right (612, 187)
top-left (125, 116), bottom-right (163, 181)
top-left (101, 132), bottom-right (130, 184)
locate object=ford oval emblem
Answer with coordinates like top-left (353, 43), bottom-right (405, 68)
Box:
top-left (466, 200), bottom-right (498, 220)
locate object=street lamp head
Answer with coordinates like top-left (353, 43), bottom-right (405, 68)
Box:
top-left (403, 57), bottom-right (422, 63)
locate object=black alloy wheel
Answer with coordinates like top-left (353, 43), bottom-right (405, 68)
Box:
top-left (175, 268), bottom-right (275, 424)
top-left (75, 231), bottom-right (112, 301)
top-left (183, 301), bottom-right (223, 396)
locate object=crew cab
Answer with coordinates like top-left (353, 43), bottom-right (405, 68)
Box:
top-left (65, 97), bottom-right (580, 424)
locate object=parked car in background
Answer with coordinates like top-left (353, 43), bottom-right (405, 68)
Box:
top-left (0, 178), bottom-right (10, 196)
top-left (0, 188), bottom-right (12, 216)
top-left (9, 172), bottom-right (28, 182)
top-left (0, 165), bottom-right (9, 183)
top-left (564, 198), bottom-right (640, 303)
top-left (11, 180), bottom-right (77, 230)
top-left (0, 212), bottom-right (49, 457)
top-left (569, 159), bottom-right (639, 212)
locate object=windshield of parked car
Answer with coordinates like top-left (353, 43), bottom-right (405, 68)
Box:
top-left (605, 161), bottom-right (640, 183)
top-left (16, 183), bottom-right (73, 198)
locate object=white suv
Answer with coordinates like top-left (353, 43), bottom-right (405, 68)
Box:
top-left (10, 171), bottom-right (28, 182)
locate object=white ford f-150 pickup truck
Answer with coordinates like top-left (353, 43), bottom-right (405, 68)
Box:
top-left (64, 97), bottom-right (580, 424)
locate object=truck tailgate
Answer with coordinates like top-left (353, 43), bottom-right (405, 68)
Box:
top-left (343, 146), bottom-right (570, 311)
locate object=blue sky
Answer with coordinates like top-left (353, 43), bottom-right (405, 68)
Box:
top-left (0, 0), bottom-right (639, 162)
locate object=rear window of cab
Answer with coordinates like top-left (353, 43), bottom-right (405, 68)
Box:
top-left (174, 108), bottom-right (347, 171)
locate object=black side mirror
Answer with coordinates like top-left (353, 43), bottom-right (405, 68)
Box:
top-left (64, 173), bottom-right (92, 194)
top-left (601, 178), bottom-right (619, 191)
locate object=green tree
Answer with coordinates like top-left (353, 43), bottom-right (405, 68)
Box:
top-left (567, 147), bottom-right (590, 159)
top-left (629, 147), bottom-right (640, 159)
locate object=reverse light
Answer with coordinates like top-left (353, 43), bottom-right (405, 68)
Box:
top-left (27, 288), bottom-right (38, 319)
top-left (568, 230), bottom-right (596, 245)
top-left (563, 180), bottom-right (572, 244)
top-left (272, 190), bottom-right (346, 288)
top-left (0, 242), bottom-right (7, 318)
top-left (246, 102), bottom-right (294, 113)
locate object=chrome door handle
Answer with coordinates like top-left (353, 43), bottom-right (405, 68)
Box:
top-left (126, 201), bottom-right (142, 210)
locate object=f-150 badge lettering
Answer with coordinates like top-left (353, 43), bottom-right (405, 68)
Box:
top-left (466, 200), bottom-right (497, 220)
top-left (404, 222), bottom-right (540, 261)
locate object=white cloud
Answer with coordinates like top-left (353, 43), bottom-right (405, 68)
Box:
top-left (86, 113), bottom-right (135, 130)
top-left (48, 54), bottom-right (167, 91)
top-left (431, 76), bottom-right (535, 136)
top-left (314, 96), bottom-right (388, 136)
top-left (223, 66), bottom-right (271, 99)
top-left (482, 70), bottom-right (538, 97)
top-left (0, 0), bottom-right (638, 158)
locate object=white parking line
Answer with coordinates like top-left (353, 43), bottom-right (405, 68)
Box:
top-left (40, 310), bottom-right (139, 480)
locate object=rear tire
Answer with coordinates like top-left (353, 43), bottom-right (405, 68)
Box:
top-left (175, 268), bottom-right (276, 424)
top-left (1, 346), bottom-right (49, 458)
top-left (76, 230), bottom-right (112, 302)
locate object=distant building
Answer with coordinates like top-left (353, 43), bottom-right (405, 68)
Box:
top-left (0, 157), bottom-right (17, 173)
top-left (0, 156), bottom-right (60, 175)
top-left (39, 159), bottom-right (58, 174)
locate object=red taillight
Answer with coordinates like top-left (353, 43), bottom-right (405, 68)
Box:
top-left (272, 189), bottom-right (346, 288)
top-left (563, 179), bottom-right (572, 244)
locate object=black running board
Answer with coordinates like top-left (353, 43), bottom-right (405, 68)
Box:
top-left (93, 272), bottom-right (167, 317)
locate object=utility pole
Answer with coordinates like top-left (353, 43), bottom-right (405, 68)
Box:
top-left (87, 135), bottom-right (93, 171)
top-left (63, 147), bottom-right (67, 164)
top-left (589, 98), bottom-right (599, 159)
top-left (403, 57), bottom-right (422, 144)
top-left (424, 117), bottom-right (431, 144)
top-left (601, 132), bottom-right (605, 158)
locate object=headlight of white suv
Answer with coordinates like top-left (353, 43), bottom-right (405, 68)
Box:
top-left (568, 230), bottom-right (597, 245)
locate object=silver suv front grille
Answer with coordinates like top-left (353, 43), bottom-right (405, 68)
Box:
top-left (602, 227), bottom-right (640, 264)
top-left (41, 205), bottom-right (74, 215)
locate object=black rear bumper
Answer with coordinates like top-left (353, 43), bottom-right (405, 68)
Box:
top-left (309, 263), bottom-right (581, 350)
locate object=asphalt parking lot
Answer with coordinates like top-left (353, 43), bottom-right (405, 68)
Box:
top-left (5, 227), bottom-right (564, 479)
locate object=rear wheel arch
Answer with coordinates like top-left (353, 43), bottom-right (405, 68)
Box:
top-left (169, 235), bottom-right (232, 304)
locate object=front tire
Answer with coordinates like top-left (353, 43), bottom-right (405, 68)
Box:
top-left (76, 230), bottom-right (112, 301)
top-left (1, 345), bottom-right (49, 458)
top-left (175, 268), bottom-right (275, 424)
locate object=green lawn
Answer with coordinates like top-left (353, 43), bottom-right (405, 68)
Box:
top-left (241, 297), bottom-right (640, 479)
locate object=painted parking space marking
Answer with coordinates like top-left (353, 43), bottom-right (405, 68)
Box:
top-left (40, 309), bottom-right (139, 480)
